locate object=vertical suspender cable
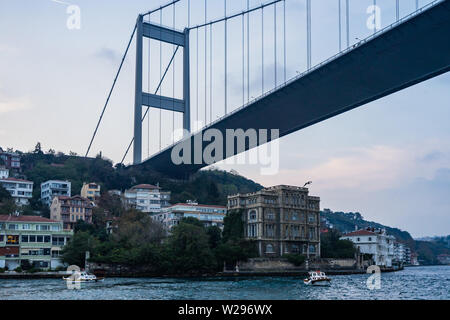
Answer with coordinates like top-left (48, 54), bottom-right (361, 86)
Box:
top-left (346, 0), bottom-right (350, 48)
top-left (274, 3), bottom-right (277, 88)
top-left (196, 28), bottom-right (199, 130)
top-left (416, 0), bottom-right (419, 11)
top-left (396, 0), bottom-right (399, 21)
top-left (283, 0), bottom-right (286, 83)
top-left (338, 0), bottom-right (342, 51)
top-left (205, 0), bottom-right (207, 126)
top-left (188, 0), bottom-right (191, 131)
top-left (306, 0), bottom-right (311, 70)
top-left (159, 11), bottom-right (162, 151)
top-left (247, 0), bottom-right (250, 103)
top-left (373, 0), bottom-right (376, 33)
top-left (224, 0), bottom-right (227, 115)
top-left (262, 6), bottom-right (264, 95)
top-left (173, 4), bottom-right (176, 143)
top-left (147, 14), bottom-right (151, 158)
top-left (210, 24), bottom-right (213, 123)
top-left (242, 13), bottom-right (245, 106)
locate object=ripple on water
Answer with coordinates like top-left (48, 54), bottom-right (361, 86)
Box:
top-left (0, 266), bottom-right (448, 300)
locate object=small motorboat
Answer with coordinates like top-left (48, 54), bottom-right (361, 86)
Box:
top-left (303, 271), bottom-right (331, 286)
top-left (63, 271), bottom-right (105, 283)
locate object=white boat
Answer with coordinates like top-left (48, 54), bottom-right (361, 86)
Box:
top-left (63, 271), bottom-right (105, 283)
top-left (303, 271), bottom-right (331, 286)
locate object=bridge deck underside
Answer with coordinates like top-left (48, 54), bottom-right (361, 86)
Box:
top-left (137, 0), bottom-right (450, 179)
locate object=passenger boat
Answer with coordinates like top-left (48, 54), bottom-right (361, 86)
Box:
top-left (63, 271), bottom-right (105, 283)
top-left (303, 271), bottom-right (331, 286)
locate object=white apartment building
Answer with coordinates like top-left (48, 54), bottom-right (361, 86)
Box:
top-left (340, 228), bottom-right (395, 267)
top-left (394, 242), bottom-right (407, 264)
top-left (123, 184), bottom-right (171, 213)
top-left (41, 180), bottom-right (71, 207)
top-left (0, 167), bottom-right (9, 179)
top-left (152, 201), bottom-right (226, 231)
top-left (0, 177), bottom-right (33, 206)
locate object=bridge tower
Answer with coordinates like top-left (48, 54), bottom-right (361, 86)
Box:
top-left (134, 14), bottom-right (190, 165)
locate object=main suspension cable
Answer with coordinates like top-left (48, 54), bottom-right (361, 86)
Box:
top-left (85, 23), bottom-right (137, 158)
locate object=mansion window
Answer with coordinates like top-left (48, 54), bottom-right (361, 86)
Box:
top-left (292, 226), bottom-right (300, 237)
top-left (266, 212), bottom-right (275, 220)
top-left (265, 244), bottom-right (274, 253)
top-left (248, 224), bottom-right (257, 238)
top-left (309, 227), bottom-right (316, 240)
top-left (265, 224), bottom-right (275, 238)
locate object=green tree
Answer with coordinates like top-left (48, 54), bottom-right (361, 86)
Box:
top-left (206, 226), bottom-right (222, 249)
top-left (113, 210), bottom-right (165, 247)
top-left (180, 217), bottom-right (204, 228)
top-left (0, 186), bottom-right (17, 214)
top-left (61, 231), bottom-right (98, 267)
top-left (168, 222), bottom-right (217, 273)
top-left (222, 209), bottom-right (245, 242)
top-left (320, 229), bottom-right (357, 258)
top-left (215, 239), bottom-right (258, 266)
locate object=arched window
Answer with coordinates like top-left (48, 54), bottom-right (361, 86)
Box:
top-left (249, 210), bottom-right (257, 221)
top-left (266, 244), bottom-right (274, 253)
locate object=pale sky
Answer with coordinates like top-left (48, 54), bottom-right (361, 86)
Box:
top-left (0, 0), bottom-right (448, 237)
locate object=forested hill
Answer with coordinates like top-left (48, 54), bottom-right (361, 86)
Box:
top-left (19, 149), bottom-right (264, 207)
top-left (321, 209), bottom-right (414, 242)
top-left (321, 209), bottom-right (450, 264)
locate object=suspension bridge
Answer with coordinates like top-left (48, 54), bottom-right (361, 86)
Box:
top-left (85, 0), bottom-right (450, 179)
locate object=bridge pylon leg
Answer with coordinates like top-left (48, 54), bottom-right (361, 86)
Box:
top-left (183, 28), bottom-right (191, 135)
top-left (133, 14), bottom-right (144, 165)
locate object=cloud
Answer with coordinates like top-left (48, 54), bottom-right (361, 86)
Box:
top-left (420, 151), bottom-right (444, 163)
top-left (94, 47), bottom-right (121, 64)
top-left (0, 94), bottom-right (32, 114)
top-left (248, 142), bottom-right (450, 193)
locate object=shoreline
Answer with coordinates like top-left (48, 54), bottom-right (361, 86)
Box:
top-left (0, 266), bottom-right (410, 279)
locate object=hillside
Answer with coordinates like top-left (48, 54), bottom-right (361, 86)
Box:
top-left (321, 209), bottom-right (450, 265)
top-left (18, 149), bottom-right (264, 210)
top-left (321, 209), bottom-right (414, 242)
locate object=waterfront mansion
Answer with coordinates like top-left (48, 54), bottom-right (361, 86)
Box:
top-left (227, 185), bottom-right (321, 258)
